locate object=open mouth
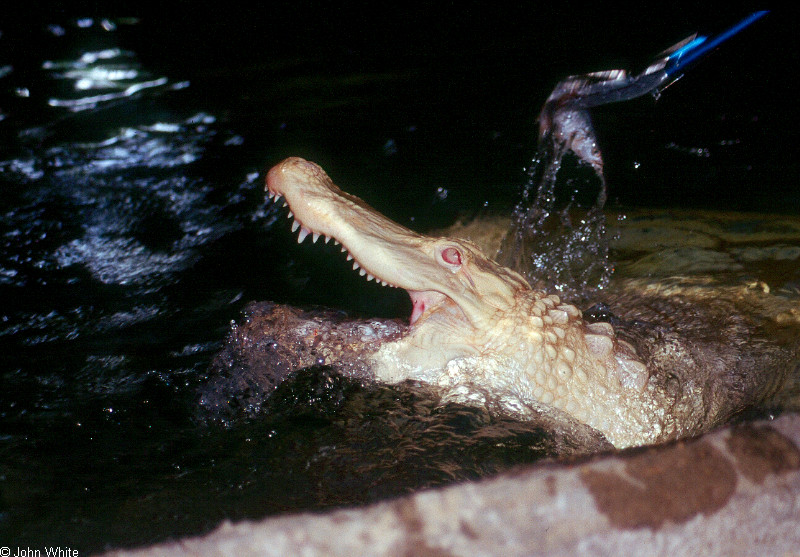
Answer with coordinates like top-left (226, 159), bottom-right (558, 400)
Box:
top-left (266, 186), bottom-right (454, 326)
top-left (265, 158), bottom-right (456, 326)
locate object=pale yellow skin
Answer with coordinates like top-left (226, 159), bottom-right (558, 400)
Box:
top-left (264, 157), bottom-right (674, 447)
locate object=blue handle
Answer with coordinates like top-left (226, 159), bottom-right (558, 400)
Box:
top-left (665, 11), bottom-right (769, 76)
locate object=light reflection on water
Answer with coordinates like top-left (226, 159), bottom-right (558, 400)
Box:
top-left (40, 19), bottom-right (178, 113)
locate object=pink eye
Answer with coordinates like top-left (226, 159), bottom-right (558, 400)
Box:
top-left (441, 247), bottom-right (462, 266)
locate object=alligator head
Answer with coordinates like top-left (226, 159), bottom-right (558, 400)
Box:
top-left (265, 157), bottom-right (659, 447)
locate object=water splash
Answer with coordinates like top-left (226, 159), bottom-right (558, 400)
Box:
top-left (497, 140), bottom-right (613, 304)
top-left (498, 13), bottom-right (771, 303)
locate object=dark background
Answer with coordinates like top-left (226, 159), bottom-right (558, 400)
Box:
top-left (4, 5), bottom-right (796, 212)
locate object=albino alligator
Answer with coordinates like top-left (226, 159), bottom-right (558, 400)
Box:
top-left (202, 156), bottom-right (799, 449)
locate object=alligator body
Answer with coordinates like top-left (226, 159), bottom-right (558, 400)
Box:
top-left (201, 157), bottom-right (799, 448)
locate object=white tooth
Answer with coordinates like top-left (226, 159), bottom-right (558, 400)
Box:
top-left (346, 253), bottom-right (353, 261)
top-left (312, 232), bottom-right (319, 243)
top-left (352, 261), bottom-right (360, 270)
top-left (333, 239), bottom-right (340, 245)
top-left (380, 280), bottom-right (387, 286)
top-left (287, 210), bottom-right (294, 219)
top-left (267, 191), bottom-right (274, 199)
top-left (291, 220), bottom-right (300, 232)
top-left (298, 228), bottom-right (309, 243)
top-left (367, 273), bottom-right (374, 281)
top-left (359, 268), bottom-right (366, 276)
top-left (324, 235), bottom-right (331, 244)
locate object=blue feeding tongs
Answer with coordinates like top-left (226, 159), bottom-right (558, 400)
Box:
top-left (538, 11), bottom-right (769, 175)
top-left (557, 11), bottom-right (769, 109)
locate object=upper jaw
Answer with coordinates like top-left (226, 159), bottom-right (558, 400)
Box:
top-left (266, 158), bottom-right (473, 328)
top-left (266, 158), bottom-right (339, 243)
top-left (266, 157), bottom-right (400, 288)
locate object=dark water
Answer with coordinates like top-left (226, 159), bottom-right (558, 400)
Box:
top-left (0, 7), bottom-right (796, 552)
